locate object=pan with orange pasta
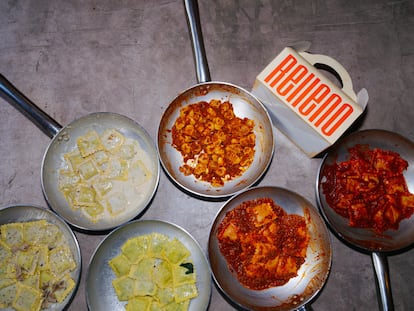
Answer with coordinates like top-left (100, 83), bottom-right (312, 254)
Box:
top-left (171, 99), bottom-right (256, 188)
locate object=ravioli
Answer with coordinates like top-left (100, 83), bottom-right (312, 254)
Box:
top-left (109, 233), bottom-right (198, 310)
top-left (58, 129), bottom-right (154, 222)
top-left (0, 220), bottom-right (78, 310)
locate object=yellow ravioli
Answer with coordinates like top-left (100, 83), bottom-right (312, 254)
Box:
top-left (53, 274), bottom-right (76, 303)
top-left (109, 233), bottom-right (198, 310)
top-left (1, 223), bottom-right (24, 247)
top-left (77, 130), bottom-right (104, 157)
top-left (12, 283), bottom-right (42, 311)
top-left (101, 129), bottom-right (125, 153)
top-left (125, 296), bottom-right (152, 311)
top-left (49, 246), bottom-right (76, 277)
top-left (109, 253), bottom-right (131, 277)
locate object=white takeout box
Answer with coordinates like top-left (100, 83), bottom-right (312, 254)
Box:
top-left (252, 46), bottom-right (368, 157)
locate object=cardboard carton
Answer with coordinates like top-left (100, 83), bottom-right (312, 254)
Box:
top-left (252, 46), bottom-right (368, 157)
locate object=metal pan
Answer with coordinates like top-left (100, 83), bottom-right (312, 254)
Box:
top-left (0, 74), bottom-right (160, 232)
top-left (0, 204), bottom-right (81, 311)
top-left (86, 219), bottom-right (212, 311)
top-left (157, 0), bottom-right (274, 200)
top-left (209, 186), bottom-right (332, 311)
top-left (316, 129), bottom-right (414, 311)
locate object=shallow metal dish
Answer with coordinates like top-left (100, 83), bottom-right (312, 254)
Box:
top-left (0, 204), bottom-right (81, 311)
top-left (86, 219), bottom-right (212, 311)
top-left (42, 112), bottom-right (160, 232)
top-left (316, 129), bottom-right (414, 310)
top-left (208, 186), bottom-right (332, 311)
top-left (316, 129), bottom-right (414, 252)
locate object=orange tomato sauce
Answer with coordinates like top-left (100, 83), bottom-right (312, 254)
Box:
top-left (171, 99), bottom-right (255, 187)
top-left (217, 198), bottom-right (309, 290)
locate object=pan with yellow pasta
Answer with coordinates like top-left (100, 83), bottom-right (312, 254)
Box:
top-left (86, 220), bottom-right (211, 311)
top-left (0, 205), bottom-right (81, 311)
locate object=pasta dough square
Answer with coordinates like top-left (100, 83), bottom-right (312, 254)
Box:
top-left (1, 223), bottom-right (24, 247)
top-left (165, 300), bottom-right (190, 311)
top-left (105, 158), bottom-right (129, 181)
top-left (101, 129), bottom-right (125, 152)
top-left (92, 180), bottom-right (113, 197)
top-left (77, 130), bottom-right (104, 157)
top-left (152, 260), bottom-right (172, 288)
top-left (53, 274), bottom-right (75, 303)
top-left (12, 283), bottom-right (42, 311)
top-left (16, 248), bottom-right (38, 275)
top-left (92, 150), bottom-right (110, 165)
top-left (73, 184), bottom-right (97, 207)
top-left (78, 159), bottom-right (100, 181)
top-left (58, 170), bottom-right (81, 192)
top-left (0, 240), bottom-right (11, 264)
top-left (149, 233), bottom-right (169, 258)
top-left (121, 236), bottom-right (149, 263)
top-left (125, 296), bottom-right (152, 311)
top-left (112, 276), bottom-right (136, 301)
top-left (64, 150), bottom-right (85, 171)
top-left (130, 160), bottom-right (152, 185)
top-left (106, 192), bottom-right (127, 216)
top-left (156, 286), bottom-right (175, 305)
top-left (21, 273), bottom-right (40, 289)
top-left (173, 283), bottom-right (198, 303)
top-left (119, 143), bottom-right (137, 160)
top-left (162, 238), bottom-right (190, 265)
top-left (135, 278), bottom-right (156, 296)
top-left (28, 222), bottom-right (62, 249)
top-left (49, 246), bottom-right (76, 277)
top-left (82, 203), bottom-right (105, 221)
top-left (0, 283), bottom-right (17, 308)
top-left (109, 253), bottom-right (131, 277)
top-left (172, 263), bottom-right (196, 286)
top-left (129, 258), bottom-right (156, 280)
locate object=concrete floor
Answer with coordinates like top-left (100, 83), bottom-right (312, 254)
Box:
top-left (1, 0), bottom-right (414, 310)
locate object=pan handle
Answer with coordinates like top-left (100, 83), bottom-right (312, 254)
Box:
top-left (371, 252), bottom-right (394, 311)
top-left (0, 74), bottom-right (62, 138)
top-left (183, 0), bottom-right (211, 83)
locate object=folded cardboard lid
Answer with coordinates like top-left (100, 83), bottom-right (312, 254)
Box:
top-left (252, 46), bottom-right (368, 157)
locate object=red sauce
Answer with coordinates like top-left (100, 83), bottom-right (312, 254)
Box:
top-left (322, 144), bottom-right (414, 233)
top-left (217, 198), bottom-right (309, 290)
top-left (171, 99), bottom-right (255, 187)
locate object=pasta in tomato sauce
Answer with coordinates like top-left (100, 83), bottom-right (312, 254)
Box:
top-left (321, 145), bottom-right (414, 233)
top-left (171, 99), bottom-right (256, 187)
top-left (217, 198), bottom-right (309, 290)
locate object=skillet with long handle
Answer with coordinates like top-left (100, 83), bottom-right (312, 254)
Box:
top-left (0, 74), bottom-right (160, 232)
top-left (316, 129), bottom-right (414, 311)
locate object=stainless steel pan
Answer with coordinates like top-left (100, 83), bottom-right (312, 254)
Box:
top-left (0, 204), bottom-right (81, 311)
top-left (86, 219), bottom-right (212, 310)
top-left (157, 0), bottom-right (274, 200)
top-left (209, 186), bottom-right (332, 311)
top-left (0, 74), bottom-right (160, 232)
top-left (316, 129), bottom-right (414, 311)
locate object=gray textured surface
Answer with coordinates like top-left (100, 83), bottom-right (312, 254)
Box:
top-left (1, 0), bottom-right (413, 310)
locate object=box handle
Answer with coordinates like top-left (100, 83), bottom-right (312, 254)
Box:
top-left (299, 52), bottom-right (357, 101)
